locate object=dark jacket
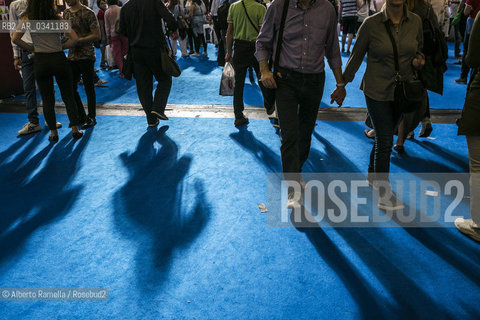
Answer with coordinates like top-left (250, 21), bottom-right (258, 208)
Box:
top-left (409, 0), bottom-right (448, 95)
top-left (118, 0), bottom-right (176, 48)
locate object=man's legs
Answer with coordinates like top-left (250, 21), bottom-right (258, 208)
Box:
top-left (21, 50), bottom-right (39, 125)
top-left (297, 73), bottom-right (325, 168)
top-left (233, 63), bottom-right (248, 120)
top-left (70, 60), bottom-right (88, 123)
top-left (213, 17), bottom-right (225, 66)
top-left (78, 59), bottom-right (97, 119)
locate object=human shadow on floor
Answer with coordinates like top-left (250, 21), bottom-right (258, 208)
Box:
top-left (298, 130), bottom-right (458, 318)
top-left (0, 131), bottom-right (91, 264)
top-left (113, 126), bottom-right (211, 292)
top-left (229, 127), bottom-right (282, 173)
top-left (410, 139), bottom-right (469, 172)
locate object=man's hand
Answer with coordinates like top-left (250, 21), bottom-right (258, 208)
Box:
top-left (225, 51), bottom-right (231, 62)
top-left (14, 58), bottom-right (21, 71)
top-left (261, 69), bottom-right (277, 89)
top-left (330, 86), bottom-right (346, 107)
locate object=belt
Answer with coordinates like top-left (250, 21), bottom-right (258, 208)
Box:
top-left (276, 66), bottom-right (324, 78)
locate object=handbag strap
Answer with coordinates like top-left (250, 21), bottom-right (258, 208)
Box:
top-left (241, 0), bottom-right (260, 33)
top-left (272, 0), bottom-right (290, 73)
top-left (383, 20), bottom-right (400, 80)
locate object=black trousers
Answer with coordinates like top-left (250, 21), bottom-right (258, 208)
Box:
top-left (34, 52), bottom-right (81, 128)
top-left (70, 59), bottom-right (96, 121)
top-left (212, 16), bottom-right (226, 66)
top-left (131, 46), bottom-right (172, 125)
top-left (232, 40), bottom-right (272, 118)
top-left (275, 67), bottom-right (325, 177)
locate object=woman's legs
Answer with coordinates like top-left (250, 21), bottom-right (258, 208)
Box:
top-left (365, 95), bottom-right (401, 182)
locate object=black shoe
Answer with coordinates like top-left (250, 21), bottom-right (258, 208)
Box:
top-left (419, 120), bottom-right (433, 138)
top-left (82, 117), bottom-right (97, 129)
top-left (272, 117), bottom-right (280, 129)
top-left (72, 131), bottom-right (83, 139)
top-left (234, 116), bottom-right (249, 127)
top-left (148, 119), bottom-right (159, 127)
top-left (393, 145), bottom-right (405, 154)
top-left (266, 104), bottom-right (275, 116)
top-left (48, 134), bottom-right (59, 143)
top-left (151, 110), bottom-right (169, 121)
top-left (455, 77), bottom-right (467, 84)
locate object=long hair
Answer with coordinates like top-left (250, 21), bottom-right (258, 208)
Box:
top-left (26, 0), bottom-right (59, 20)
top-left (167, 0), bottom-right (178, 11)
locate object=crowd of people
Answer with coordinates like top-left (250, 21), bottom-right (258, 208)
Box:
top-left (7, 0), bottom-right (480, 242)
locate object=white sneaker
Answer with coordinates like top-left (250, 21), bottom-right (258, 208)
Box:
top-left (44, 121), bottom-right (62, 129)
top-left (455, 218), bottom-right (480, 242)
top-left (286, 191), bottom-right (303, 209)
top-left (18, 122), bottom-right (41, 135)
top-left (378, 191), bottom-right (405, 211)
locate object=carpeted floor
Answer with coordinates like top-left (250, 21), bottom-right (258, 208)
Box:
top-left (0, 112), bottom-right (479, 319)
top-left (5, 41), bottom-right (469, 109)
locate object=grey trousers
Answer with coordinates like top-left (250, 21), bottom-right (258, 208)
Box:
top-left (467, 136), bottom-right (480, 226)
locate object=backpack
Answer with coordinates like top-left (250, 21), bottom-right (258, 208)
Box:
top-left (217, 0), bottom-right (230, 30)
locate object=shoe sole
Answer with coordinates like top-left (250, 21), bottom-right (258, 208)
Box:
top-left (378, 203), bottom-right (405, 211)
top-left (151, 111), bottom-right (169, 121)
top-left (18, 127), bottom-right (42, 135)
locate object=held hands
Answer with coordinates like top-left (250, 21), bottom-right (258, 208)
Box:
top-left (330, 86), bottom-right (346, 107)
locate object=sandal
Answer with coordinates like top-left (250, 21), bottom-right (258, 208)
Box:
top-left (72, 131), bottom-right (83, 139)
top-left (48, 134), bottom-right (59, 143)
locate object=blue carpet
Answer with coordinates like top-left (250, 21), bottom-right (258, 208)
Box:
top-left (0, 113), bottom-right (479, 319)
top-left (5, 41), bottom-right (468, 109)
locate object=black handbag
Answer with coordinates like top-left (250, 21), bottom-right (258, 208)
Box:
top-left (384, 21), bottom-right (424, 114)
top-left (161, 36), bottom-right (181, 77)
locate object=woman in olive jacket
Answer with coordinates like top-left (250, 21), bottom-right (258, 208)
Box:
top-left (455, 14), bottom-right (480, 242)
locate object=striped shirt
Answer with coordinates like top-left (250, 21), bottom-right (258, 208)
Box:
top-left (340, 0), bottom-right (357, 18)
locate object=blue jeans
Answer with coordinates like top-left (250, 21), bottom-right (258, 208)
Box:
top-left (365, 95), bottom-right (402, 180)
top-left (21, 49), bottom-right (39, 124)
top-left (276, 68), bottom-right (325, 176)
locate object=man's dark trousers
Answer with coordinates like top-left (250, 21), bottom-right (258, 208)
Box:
top-left (131, 46), bottom-right (172, 125)
top-left (275, 68), bottom-right (325, 178)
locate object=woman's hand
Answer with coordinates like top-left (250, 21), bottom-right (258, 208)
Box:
top-left (412, 53), bottom-right (425, 70)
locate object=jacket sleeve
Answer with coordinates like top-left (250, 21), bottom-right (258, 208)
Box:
top-left (157, 0), bottom-right (178, 32)
top-left (466, 15), bottom-right (480, 68)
